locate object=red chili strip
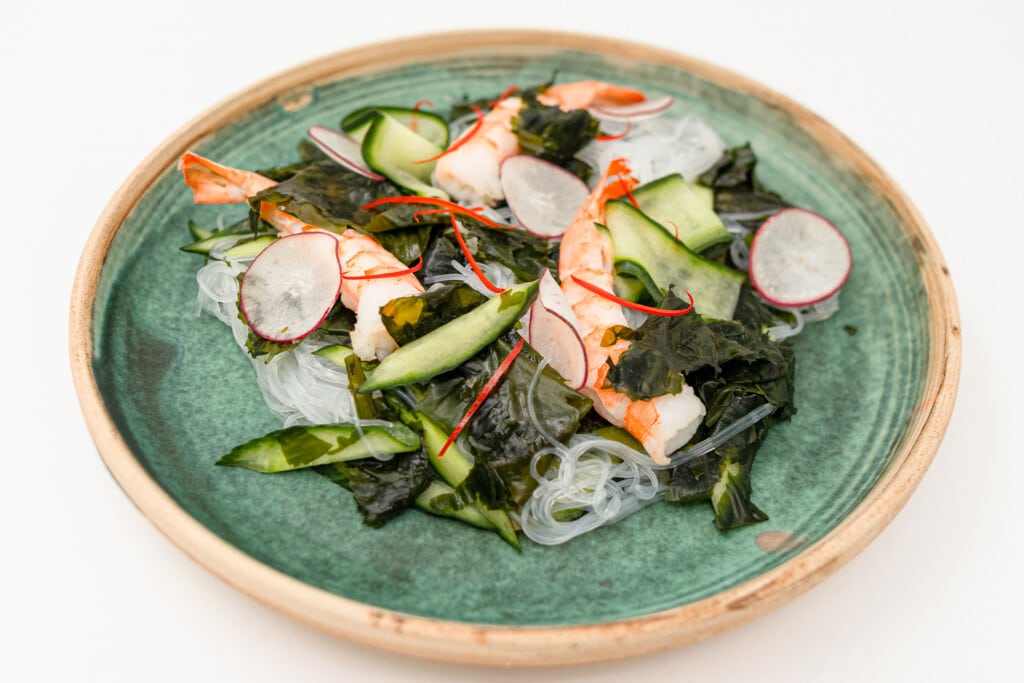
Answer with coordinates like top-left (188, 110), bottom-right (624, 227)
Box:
top-left (437, 337), bottom-right (525, 458)
top-left (570, 275), bottom-right (695, 316)
top-left (343, 255), bottom-right (423, 281)
top-left (450, 213), bottom-right (506, 294)
top-left (595, 120), bottom-right (632, 141)
top-left (412, 99), bottom-right (433, 110)
top-left (488, 85), bottom-right (519, 108)
top-left (617, 175), bottom-right (640, 208)
top-left (363, 196), bottom-right (513, 230)
top-left (664, 219), bottom-right (680, 240)
top-left (413, 105), bottom-right (485, 164)
top-left (411, 208), bottom-right (453, 221)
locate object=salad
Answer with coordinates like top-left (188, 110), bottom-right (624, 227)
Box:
top-left (179, 78), bottom-right (852, 549)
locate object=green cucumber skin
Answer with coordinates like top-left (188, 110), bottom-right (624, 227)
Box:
top-left (631, 174), bottom-right (730, 253)
top-left (415, 481), bottom-right (494, 530)
top-left (361, 113), bottom-right (448, 199)
top-left (604, 199), bottom-right (744, 320)
top-left (223, 235), bottom-right (277, 258)
top-left (180, 232), bottom-right (275, 256)
top-left (313, 344), bottom-right (354, 367)
top-left (342, 106), bottom-right (449, 147)
top-left (217, 423), bottom-right (420, 473)
top-left (420, 414), bottom-right (473, 486)
top-left (419, 415), bottom-right (520, 549)
top-left (358, 280), bottom-right (539, 393)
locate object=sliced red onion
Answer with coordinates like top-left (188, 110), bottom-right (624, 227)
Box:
top-left (307, 125), bottom-right (385, 180)
top-left (589, 95), bottom-right (674, 122)
top-left (525, 270), bottom-right (588, 389)
top-left (239, 232), bottom-right (343, 343)
top-left (500, 155), bottom-right (589, 239)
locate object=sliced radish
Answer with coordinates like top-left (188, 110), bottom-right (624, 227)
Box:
top-left (307, 125), bottom-right (386, 180)
top-left (500, 155), bottom-right (589, 239)
top-left (589, 95), bottom-right (674, 122)
top-left (748, 208), bottom-right (852, 308)
top-left (239, 232), bottom-right (343, 343)
top-left (525, 270), bottom-right (588, 390)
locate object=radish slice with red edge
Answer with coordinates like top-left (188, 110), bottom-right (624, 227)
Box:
top-left (500, 155), bottom-right (589, 239)
top-left (748, 207), bottom-right (852, 308)
top-left (589, 95), bottom-right (674, 122)
top-left (307, 126), bottom-right (386, 181)
top-left (240, 232), bottom-right (343, 343)
top-left (525, 270), bottom-right (588, 390)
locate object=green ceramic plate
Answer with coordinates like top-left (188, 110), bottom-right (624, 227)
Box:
top-left (71, 31), bottom-right (959, 665)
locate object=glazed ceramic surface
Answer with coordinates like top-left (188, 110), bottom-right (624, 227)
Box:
top-left (72, 32), bottom-right (958, 664)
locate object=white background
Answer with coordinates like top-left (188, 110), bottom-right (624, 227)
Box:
top-left (4, 1), bottom-right (1020, 680)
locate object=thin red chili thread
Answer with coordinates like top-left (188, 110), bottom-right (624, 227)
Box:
top-left (570, 275), bottom-right (695, 316)
top-left (595, 120), bottom-right (632, 141)
top-left (412, 105), bottom-right (484, 164)
top-left (363, 196), bottom-right (513, 230)
top-left (488, 85), bottom-right (519, 108)
top-left (411, 208), bottom-right (453, 221)
top-left (664, 219), bottom-right (680, 240)
top-left (437, 337), bottom-right (525, 458)
top-left (409, 101), bottom-right (433, 134)
top-left (412, 206), bottom-right (489, 222)
top-left (450, 213), bottom-right (506, 294)
top-left (617, 176), bottom-right (640, 208)
top-left (343, 255), bottom-right (423, 281)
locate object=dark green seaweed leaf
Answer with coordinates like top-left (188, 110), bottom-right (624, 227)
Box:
top-left (373, 223), bottom-right (435, 265)
top-left (698, 143), bottom-right (788, 222)
top-left (605, 290), bottom-right (789, 401)
top-left (422, 220), bottom-right (558, 283)
top-left (512, 91), bottom-right (598, 179)
top-left (380, 282), bottom-right (488, 346)
top-left (316, 448), bottom-right (432, 527)
top-left (417, 337), bottom-right (592, 510)
top-left (249, 160), bottom-right (402, 231)
top-left (605, 291), bottom-right (796, 530)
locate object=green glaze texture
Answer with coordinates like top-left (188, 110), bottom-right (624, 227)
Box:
top-left (91, 49), bottom-right (929, 626)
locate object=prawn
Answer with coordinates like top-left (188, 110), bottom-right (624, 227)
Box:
top-left (178, 152), bottom-right (424, 361)
top-left (434, 80), bottom-right (646, 206)
top-left (558, 158), bottom-right (705, 465)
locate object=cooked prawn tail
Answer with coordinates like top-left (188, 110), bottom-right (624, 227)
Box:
top-left (584, 157), bottom-right (639, 217)
top-left (178, 151), bottom-right (277, 204)
top-left (538, 80), bottom-right (647, 111)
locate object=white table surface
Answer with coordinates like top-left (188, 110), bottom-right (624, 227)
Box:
top-left (6, 1), bottom-right (1020, 680)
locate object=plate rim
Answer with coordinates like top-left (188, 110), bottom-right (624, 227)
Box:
top-left (69, 29), bottom-right (961, 666)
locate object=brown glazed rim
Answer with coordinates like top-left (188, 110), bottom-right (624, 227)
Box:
top-left (68, 30), bottom-right (960, 666)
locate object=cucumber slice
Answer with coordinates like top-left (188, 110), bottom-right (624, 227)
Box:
top-left (632, 174), bottom-right (730, 253)
top-left (312, 344), bottom-right (354, 366)
top-left (361, 113), bottom-right (448, 199)
top-left (217, 423), bottom-right (421, 473)
top-left (604, 199), bottom-right (744, 320)
top-left (415, 481), bottom-right (495, 530)
top-left (222, 235), bottom-right (276, 259)
top-left (612, 271), bottom-right (650, 303)
top-left (419, 414), bottom-right (519, 549)
top-left (358, 280), bottom-right (539, 393)
top-left (342, 106), bottom-right (449, 147)
top-left (180, 232), bottom-right (275, 256)
top-left (188, 219), bottom-right (213, 241)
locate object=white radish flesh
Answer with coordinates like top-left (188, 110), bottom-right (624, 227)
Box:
top-left (240, 232), bottom-right (343, 343)
top-left (589, 95), bottom-right (674, 122)
top-left (308, 126), bottom-right (386, 180)
top-left (525, 270), bottom-right (588, 390)
top-left (748, 208), bottom-right (852, 308)
top-left (500, 155), bottom-right (589, 239)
